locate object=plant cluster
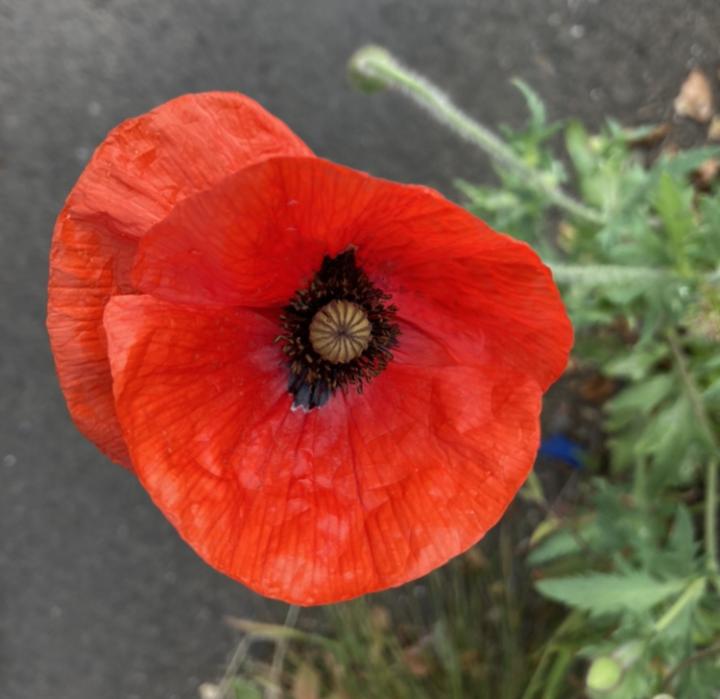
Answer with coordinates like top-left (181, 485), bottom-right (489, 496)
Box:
top-left (211, 48), bottom-right (720, 699)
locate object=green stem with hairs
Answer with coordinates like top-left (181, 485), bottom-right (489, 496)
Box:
top-left (654, 577), bottom-right (707, 634)
top-left (349, 46), bottom-right (605, 226)
top-left (549, 263), bottom-right (671, 286)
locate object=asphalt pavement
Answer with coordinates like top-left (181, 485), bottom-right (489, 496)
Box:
top-left (1, 1), bottom-right (719, 697)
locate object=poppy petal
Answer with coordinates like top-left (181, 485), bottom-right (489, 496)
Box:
top-left (47, 93), bottom-right (312, 465)
top-left (105, 295), bottom-right (546, 604)
top-left (133, 156), bottom-right (571, 389)
top-left (47, 218), bottom-right (137, 465)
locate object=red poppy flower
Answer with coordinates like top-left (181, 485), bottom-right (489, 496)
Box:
top-left (48, 92), bottom-right (572, 604)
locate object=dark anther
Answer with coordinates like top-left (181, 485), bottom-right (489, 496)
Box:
top-left (277, 249), bottom-right (400, 410)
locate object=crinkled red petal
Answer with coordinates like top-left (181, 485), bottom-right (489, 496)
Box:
top-left (47, 93), bottom-right (312, 466)
top-left (133, 156), bottom-right (572, 389)
top-left (106, 159), bottom-right (572, 604)
top-left (105, 295), bottom-right (545, 604)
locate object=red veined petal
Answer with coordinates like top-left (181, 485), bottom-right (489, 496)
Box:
top-left (47, 218), bottom-right (137, 465)
top-left (105, 295), bottom-right (545, 604)
top-left (131, 156), bottom-right (364, 308)
top-left (47, 93), bottom-right (312, 465)
top-left (133, 156), bottom-right (571, 390)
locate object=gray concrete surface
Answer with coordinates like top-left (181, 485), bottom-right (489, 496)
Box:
top-left (1, 0), bottom-right (719, 697)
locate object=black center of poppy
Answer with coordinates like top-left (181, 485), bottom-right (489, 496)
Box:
top-left (277, 249), bottom-right (400, 410)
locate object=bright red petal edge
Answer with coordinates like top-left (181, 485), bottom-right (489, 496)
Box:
top-left (47, 92), bottom-right (313, 467)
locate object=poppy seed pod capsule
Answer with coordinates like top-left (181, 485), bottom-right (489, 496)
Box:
top-left (309, 300), bottom-right (372, 364)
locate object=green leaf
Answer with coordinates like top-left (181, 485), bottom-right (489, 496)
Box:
top-left (668, 505), bottom-right (694, 555)
top-left (653, 146), bottom-right (720, 180)
top-left (535, 573), bottom-right (686, 616)
top-left (233, 678), bottom-right (263, 699)
top-left (603, 344), bottom-right (669, 380)
top-left (528, 520), bottom-right (600, 566)
top-left (653, 171), bottom-right (694, 271)
top-left (566, 121), bottom-right (595, 181)
top-left (455, 180), bottom-right (520, 212)
top-left (511, 78), bottom-right (546, 130)
top-left (634, 396), bottom-right (695, 459)
top-left (703, 376), bottom-right (720, 409)
top-left (658, 504), bottom-right (698, 578)
top-left (605, 374), bottom-right (675, 423)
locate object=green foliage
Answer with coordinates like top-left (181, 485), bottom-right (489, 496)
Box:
top-left (460, 80), bottom-right (720, 698)
top-left (216, 70), bottom-right (720, 699)
top-left (535, 574), bottom-right (687, 616)
top-left (232, 679), bottom-right (263, 699)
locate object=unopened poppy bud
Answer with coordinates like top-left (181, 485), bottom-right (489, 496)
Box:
top-left (586, 656), bottom-right (622, 693)
top-left (348, 45), bottom-right (394, 93)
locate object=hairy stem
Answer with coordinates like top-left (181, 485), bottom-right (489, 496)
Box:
top-left (349, 46), bottom-right (605, 226)
top-left (549, 263), bottom-right (671, 286)
top-left (654, 577), bottom-right (706, 634)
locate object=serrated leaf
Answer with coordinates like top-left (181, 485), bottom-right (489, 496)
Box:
top-left (603, 344), bottom-right (669, 380)
top-left (703, 376), bottom-right (720, 408)
top-left (658, 504), bottom-right (699, 578)
top-left (605, 374), bottom-right (675, 422)
top-left (668, 505), bottom-right (695, 554)
top-left (653, 146), bottom-right (720, 180)
top-left (528, 520), bottom-right (600, 566)
top-left (512, 78), bottom-right (547, 130)
top-left (566, 120), bottom-right (595, 181)
top-left (535, 573), bottom-right (686, 615)
top-left (455, 179), bottom-right (520, 211)
top-left (653, 171), bottom-right (695, 268)
top-left (634, 396), bottom-right (695, 459)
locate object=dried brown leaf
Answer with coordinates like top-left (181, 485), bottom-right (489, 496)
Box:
top-left (627, 122), bottom-right (671, 148)
top-left (292, 663), bottom-right (321, 699)
top-left (578, 374), bottom-right (617, 403)
top-left (708, 115), bottom-right (720, 141)
top-left (694, 158), bottom-right (720, 189)
top-left (674, 69), bottom-right (714, 122)
top-left (403, 645), bottom-right (432, 677)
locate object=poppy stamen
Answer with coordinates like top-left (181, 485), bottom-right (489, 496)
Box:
top-left (278, 249), bottom-right (399, 410)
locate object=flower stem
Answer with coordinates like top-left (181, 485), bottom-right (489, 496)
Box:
top-left (349, 46), bottom-right (605, 226)
top-left (706, 458), bottom-right (719, 578)
top-left (266, 605), bottom-right (300, 699)
top-left (549, 263), bottom-right (671, 286)
top-left (666, 328), bottom-right (720, 576)
top-left (653, 576), bottom-right (706, 634)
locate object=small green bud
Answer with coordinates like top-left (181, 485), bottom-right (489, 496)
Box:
top-left (347, 45), bottom-right (394, 93)
top-left (586, 656), bottom-right (623, 693)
